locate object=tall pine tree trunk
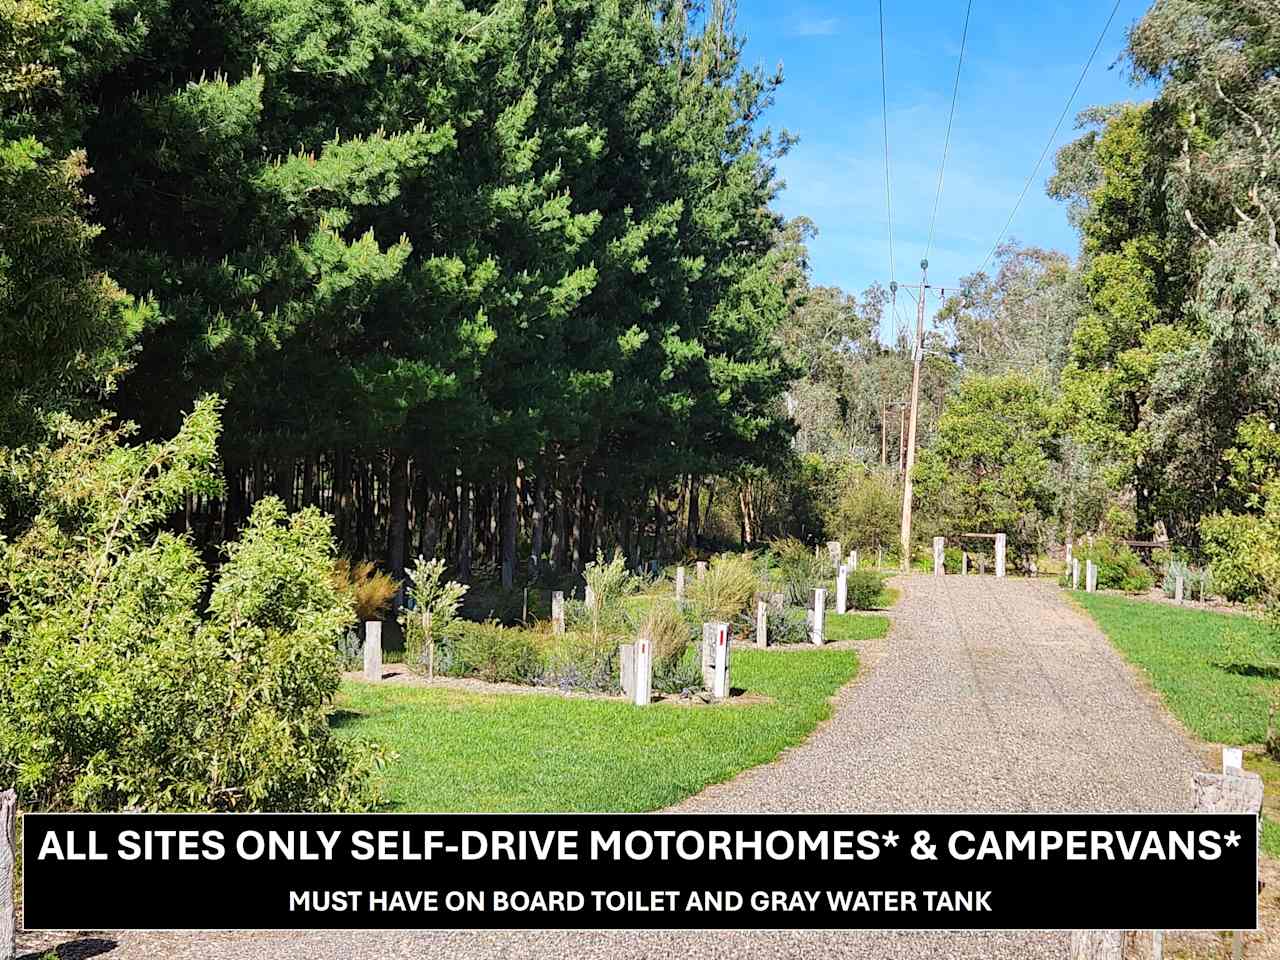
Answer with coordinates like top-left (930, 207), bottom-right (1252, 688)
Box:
top-left (501, 470), bottom-right (517, 588)
top-left (530, 470), bottom-right (546, 574)
top-left (457, 478), bottom-right (473, 581)
top-left (686, 473), bottom-right (701, 552)
top-left (386, 448), bottom-right (410, 588)
top-left (570, 471), bottom-right (584, 572)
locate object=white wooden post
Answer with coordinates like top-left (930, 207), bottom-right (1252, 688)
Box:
top-left (633, 635), bottom-right (652, 706)
top-left (710, 621), bottom-right (730, 699)
top-left (1072, 558), bottom-right (1080, 590)
top-left (695, 560), bottom-right (707, 581)
top-left (852, 549), bottom-right (859, 571)
top-left (1175, 575), bottom-right (1185, 604)
top-left (675, 566), bottom-right (686, 603)
top-left (363, 621), bottom-right (382, 682)
top-left (933, 537), bottom-right (945, 576)
top-left (826, 540), bottom-right (842, 567)
top-left (836, 565), bottom-right (848, 614)
top-left (811, 588), bottom-right (826, 646)
top-left (1152, 930), bottom-right (1163, 960)
top-left (1086, 560), bottom-right (1097, 593)
top-left (1224, 746), bottom-right (1244, 775)
top-left (552, 590), bottom-right (565, 634)
top-left (1070, 931), bottom-right (1122, 960)
top-left (877, 545), bottom-right (883, 569)
top-left (1, 790), bottom-right (13, 960)
top-left (756, 600), bottom-right (768, 648)
top-left (995, 533), bottom-right (1007, 578)
top-left (619, 643), bottom-right (635, 697)
top-left (961, 551), bottom-right (968, 575)
top-left (1066, 541), bottom-right (1074, 569)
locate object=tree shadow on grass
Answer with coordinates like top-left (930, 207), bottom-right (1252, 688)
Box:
top-left (21, 938), bottom-right (117, 959)
top-left (1217, 662), bottom-right (1280, 680)
top-left (327, 708), bottom-right (365, 729)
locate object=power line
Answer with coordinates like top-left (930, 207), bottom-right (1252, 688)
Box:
top-left (878, 0), bottom-right (896, 284)
top-left (924, 0), bottom-right (974, 264)
top-left (974, 0), bottom-right (1124, 278)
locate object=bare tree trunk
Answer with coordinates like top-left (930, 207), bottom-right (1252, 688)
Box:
top-left (530, 470), bottom-right (546, 573)
top-left (386, 449), bottom-right (410, 588)
top-left (652, 489), bottom-right (666, 563)
top-left (571, 472), bottom-right (584, 572)
top-left (501, 470), bottom-right (517, 588)
top-left (457, 478), bottom-right (473, 581)
top-left (687, 474), bottom-right (701, 552)
top-left (303, 456), bottom-right (316, 506)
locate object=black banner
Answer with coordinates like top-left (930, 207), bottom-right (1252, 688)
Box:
top-left (22, 813), bottom-right (1258, 931)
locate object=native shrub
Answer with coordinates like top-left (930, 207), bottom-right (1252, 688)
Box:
top-left (845, 570), bottom-right (886, 611)
top-left (399, 556), bottom-right (468, 677)
top-left (1077, 538), bottom-right (1154, 592)
top-left (449, 622), bottom-right (541, 684)
top-left (0, 401), bottom-right (384, 811)
top-left (688, 552), bottom-right (758, 623)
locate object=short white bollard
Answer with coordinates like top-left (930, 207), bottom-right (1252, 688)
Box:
top-left (1066, 541), bottom-right (1074, 568)
top-left (363, 620), bottom-right (382, 682)
top-left (933, 537), bottom-right (945, 576)
top-left (675, 566), bottom-right (686, 603)
top-left (756, 600), bottom-right (768, 648)
top-left (552, 590), bottom-right (566, 634)
top-left (1072, 558), bottom-right (1080, 590)
top-left (633, 635), bottom-right (652, 706)
top-left (1224, 746), bottom-right (1244, 775)
top-left (995, 533), bottom-right (1007, 578)
top-left (811, 588), bottom-right (826, 646)
top-left (826, 540), bottom-right (842, 566)
top-left (619, 643), bottom-right (635, 697)
top-left (710, 622), bottom-right (731, 699)
top-left (1, 789), bottom-right (13, 960)
top-left (961, 551), bottom-right (968, 576)
top-left (836, 565), bottom-right (848, 614)
top-left (1175, 575), bottom-right (1184, 604)
top-left (695, 560), bottom-right (707, 581)
top-left (852, 549), bottom-right (859, 571)
top-left (1086, 560), bottom-right (1097, 593)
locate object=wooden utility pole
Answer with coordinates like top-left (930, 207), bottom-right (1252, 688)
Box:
top-left (880, 400), bottom-right (888, 466)
top-left (899, 260), bottom-right (928, 571)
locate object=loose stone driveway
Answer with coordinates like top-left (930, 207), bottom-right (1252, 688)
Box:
top-left (22, 575), bottom-right (1203, 959)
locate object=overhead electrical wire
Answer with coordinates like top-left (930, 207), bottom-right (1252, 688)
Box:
top-left (924, 0), bottom-right (974, 265)
top-left (878, 0), bottom-right (897, 287)
top-left (973, 0), bottom-right (1125, 278)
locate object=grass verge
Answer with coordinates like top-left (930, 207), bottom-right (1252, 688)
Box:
top-left (825, 612), bottom-right (891, 643)
top-left (335, 647), bottom-right (857, 812)
top-left (1073, 592), bottom-right (1280, 856)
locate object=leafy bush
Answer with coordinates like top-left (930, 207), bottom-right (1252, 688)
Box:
top-left (845, 569), bottom-right (886, 610)
top-left (332, 559), bottom-right (400, 622)
top-left (0, 401), bottom-right (383, 811)
top-left (1201, 510), bottom-right (1277, 604)
top-left (689, 552), bottom-right (758, 623)
top-left (449, 621), bottom-right (541, 684)
top-left (1077, 538), bottom-right (1154, 593)
top-left (399, 556), bottom-right (468, 677)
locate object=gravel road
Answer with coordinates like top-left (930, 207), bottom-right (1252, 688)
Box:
top-left (20, 575), bottom-right (1204, 960)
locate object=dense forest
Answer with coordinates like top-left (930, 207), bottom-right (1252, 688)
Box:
top-left (2, 0), bottom-right (1276, 591)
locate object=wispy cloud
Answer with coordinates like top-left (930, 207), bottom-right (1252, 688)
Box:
top-left (788, 16), bottom-right (840, 37)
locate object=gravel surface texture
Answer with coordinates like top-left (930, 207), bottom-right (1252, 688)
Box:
top-left (19, 575), bottom-right (1206, 960)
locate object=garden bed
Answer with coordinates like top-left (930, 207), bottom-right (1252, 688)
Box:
top-left (333, 647), bottom-right (858, 812)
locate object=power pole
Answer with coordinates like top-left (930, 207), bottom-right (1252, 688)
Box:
top-left (899, 259), bottom-right (928, 570)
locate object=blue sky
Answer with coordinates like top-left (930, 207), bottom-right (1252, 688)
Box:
top-left (734, 0), bottom-right (1155, 320)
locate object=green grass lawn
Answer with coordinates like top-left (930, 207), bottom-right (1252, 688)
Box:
top-left (1074, 592), bottom-right (1280, 855)
top-left (1073, 592), bottom-right (1273, 744)
top-left (335, 647), bottom-right (857, 812)
top-left (826, 611), bottom-right (891, 642)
